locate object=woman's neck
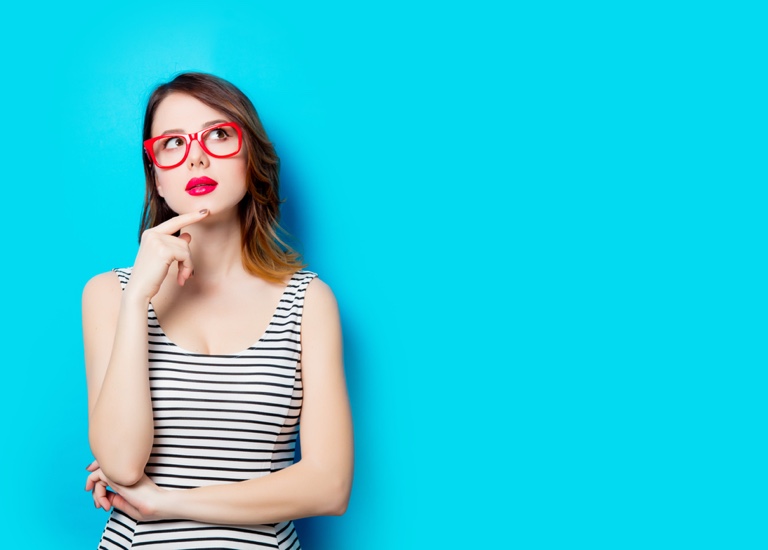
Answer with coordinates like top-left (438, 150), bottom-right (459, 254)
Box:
top-left (183, 215), bottom-right (245, 282)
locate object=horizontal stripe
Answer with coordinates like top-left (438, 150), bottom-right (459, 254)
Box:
top-left (133, 535), bottom-right (280, 548)
top-left (149, 366), bottom-right (295, 384)
top-left (148, 358), bottom-right (300, 369)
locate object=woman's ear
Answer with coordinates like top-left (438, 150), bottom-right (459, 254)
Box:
top-left (152, 167), bottom-right (165, 198)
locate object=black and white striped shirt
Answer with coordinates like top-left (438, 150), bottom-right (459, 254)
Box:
top-left (97, 268), bottom-right (316, 550)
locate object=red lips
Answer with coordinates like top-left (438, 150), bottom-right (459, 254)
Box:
top-left (186, 176), bottom-right (218, 196)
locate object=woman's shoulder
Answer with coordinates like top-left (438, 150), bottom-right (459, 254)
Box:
top-left (299, 272), bottom-right (338, 311)
top-left (297, 272), bottom-right (342, 339)
top-left (82, 268), bottom-right (131, 301)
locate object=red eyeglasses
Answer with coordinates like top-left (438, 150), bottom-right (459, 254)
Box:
top-left (144, 122), bottom-right (243, 169)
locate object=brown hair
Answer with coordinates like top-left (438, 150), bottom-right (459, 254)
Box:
top-left (139, 72), bottom-right (305, 282)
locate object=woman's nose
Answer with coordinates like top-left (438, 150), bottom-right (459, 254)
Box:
top-left (187, 137), bottom-right (209, 167)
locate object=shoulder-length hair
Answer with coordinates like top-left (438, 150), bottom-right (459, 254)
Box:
top-left (139, 72), bottom-right (304, 282)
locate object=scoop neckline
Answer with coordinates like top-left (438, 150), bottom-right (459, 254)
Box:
top-left (148, 272), bottom-right (300, 358)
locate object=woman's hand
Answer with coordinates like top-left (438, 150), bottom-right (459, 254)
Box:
top-left (85, 459), bottom-right (111, 511)
top-left (125, 209), bottom-right (210, 302)
top-left (85, 461), bottom-right (169, 521)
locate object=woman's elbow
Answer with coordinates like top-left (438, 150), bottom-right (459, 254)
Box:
top-left (90, 442), bottom-right (145, 486)
top-left (323, 473), bottom-right (352, 516)
top-left (328, 497), bottom-right (349, 516)
top-left (90, 433), bottom-right (151, 486)
top-left (92, 455), bottom-right (145, 486)
top-left (104, 466), bottom-right (145, 487)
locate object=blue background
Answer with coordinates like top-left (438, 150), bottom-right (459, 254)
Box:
top-left (1, 1), bottom-right (766, 548)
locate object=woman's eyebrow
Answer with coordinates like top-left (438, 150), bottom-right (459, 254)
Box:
top-left (158, 119), bottom-right (229, 135)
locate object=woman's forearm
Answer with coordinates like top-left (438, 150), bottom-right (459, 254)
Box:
top-left (89, 292), bottom-right (154, 485)
top-left (158, 458), bottom-right (352, 525)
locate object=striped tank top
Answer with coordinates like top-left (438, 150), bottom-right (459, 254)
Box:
top-left (97, 268), bottom-right (317, 550)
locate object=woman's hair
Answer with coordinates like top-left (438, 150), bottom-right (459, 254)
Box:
top-left (139, 72), bottom-right (305, 282)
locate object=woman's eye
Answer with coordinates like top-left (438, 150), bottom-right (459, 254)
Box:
top-left (208, 128), bottom-right (228, 140)
top-left (162, 137), bottom-right (185, 150)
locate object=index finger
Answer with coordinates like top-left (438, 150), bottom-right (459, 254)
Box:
top-left (151, 209), bottom-right (210, 235)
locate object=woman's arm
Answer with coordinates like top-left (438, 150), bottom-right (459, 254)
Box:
top-left (94, 277), bottom-right (354, 523)
top-left (84, 272), bottom-right (154, 486)
top-left (85, 209), bottom-right (211, 486)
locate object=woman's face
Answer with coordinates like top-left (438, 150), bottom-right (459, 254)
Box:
top-left (149, 92), bottom-right (248, 218)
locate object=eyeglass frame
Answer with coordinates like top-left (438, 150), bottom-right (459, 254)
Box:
top-left (143, 121), bottom-right (244, 169)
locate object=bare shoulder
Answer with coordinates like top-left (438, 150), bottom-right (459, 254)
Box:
top-left (82, 271), bottom-right (122, 310)
top-left (300, 277), bottom-right (344, 371)
top-left (302, 277), bottom-right (342, 336)
top-left (304, 277), bottom-right (339, 313)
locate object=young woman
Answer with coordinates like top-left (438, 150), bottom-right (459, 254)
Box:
top-left (83, 72), bottom-right (353, 549)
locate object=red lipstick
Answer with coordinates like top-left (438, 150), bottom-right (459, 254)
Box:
top-left (186, 176), bottom-right (218, 196)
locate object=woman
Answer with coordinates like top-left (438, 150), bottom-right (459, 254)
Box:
top-left (83, 72), bottom-right (353, 549)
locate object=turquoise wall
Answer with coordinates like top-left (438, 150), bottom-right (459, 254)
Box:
top-left (1, 2), bottom-right (766, 548)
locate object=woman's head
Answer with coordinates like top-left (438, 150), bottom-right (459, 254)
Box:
top-left (140, 72), bottom-right (303, 280)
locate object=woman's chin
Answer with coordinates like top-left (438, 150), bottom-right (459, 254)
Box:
top-left (172, 201), bottom-right (214, 216)
top-left (169, 199), bottom-right (240, 221)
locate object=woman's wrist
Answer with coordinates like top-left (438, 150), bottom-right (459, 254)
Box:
top-left (156, 486), bottom-right (188, 520)
top-left (121, 287), bottom-right (152, 309)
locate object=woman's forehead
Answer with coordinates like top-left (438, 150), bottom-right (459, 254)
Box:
top-left (152, 93), bottom-right (228, 135)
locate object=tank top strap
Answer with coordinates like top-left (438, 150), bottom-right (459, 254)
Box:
top-left (112, 267), bottom-right (133, 291)
top-left (282, 270), bottom-right (318, 320)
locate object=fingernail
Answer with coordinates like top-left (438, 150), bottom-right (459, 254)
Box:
top-left (199, 209), bottom-right (209, 215)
